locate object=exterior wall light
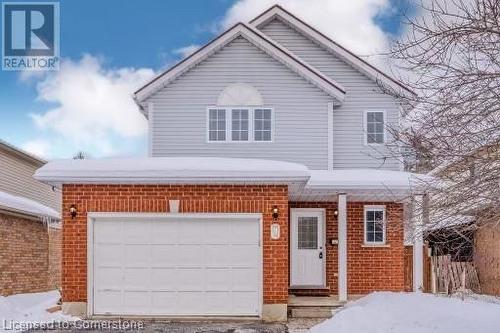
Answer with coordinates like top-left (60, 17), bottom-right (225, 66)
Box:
top-left (69, 204), bottom-right (77, 219)
top-left (272, 206), bottom-right (279, 220)
top-left (334, 209), bottom-right (338, 217)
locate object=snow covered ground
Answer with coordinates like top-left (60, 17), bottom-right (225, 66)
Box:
top-left (310, 292), bottom-right (500, 333)
top-left (0, 290), bottom-right (77, 333)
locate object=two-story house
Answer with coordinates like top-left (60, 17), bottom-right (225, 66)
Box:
top-left (0, 139), bottom-right (61, 295)
top-left (35, 6), bottom-right (424, 321)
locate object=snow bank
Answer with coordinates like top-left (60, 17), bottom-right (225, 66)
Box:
top-left (0, 191), bottom-right (59, 220)
top-left (34, 157), bottom-right (310, 185)
top-left (310, 292), bottom-right (500, 333)
top-left (0, 290), bottom-right (77, 333)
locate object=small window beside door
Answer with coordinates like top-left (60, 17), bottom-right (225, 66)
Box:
top-left (365, 111), bottom-right (385, 144)
top-left (364, 205), bottom-right (386, 245)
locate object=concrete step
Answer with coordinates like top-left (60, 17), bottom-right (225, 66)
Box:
top-left (289, 306), bottom-right (342, 318)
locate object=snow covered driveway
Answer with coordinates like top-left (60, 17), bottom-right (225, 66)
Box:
top-left (0, 290), bottom-right (76, 333)
top-left (310, 292), bottom-right (500, 333)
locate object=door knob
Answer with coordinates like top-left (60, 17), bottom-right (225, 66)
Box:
top-left (319, 252), bottom-right (323, 259)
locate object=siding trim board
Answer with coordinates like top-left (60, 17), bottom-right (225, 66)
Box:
top-left (134, 23), bottom-right (345, 109)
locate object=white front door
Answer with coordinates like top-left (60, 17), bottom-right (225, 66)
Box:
top-left (290, 209), bottom-right (325, 286)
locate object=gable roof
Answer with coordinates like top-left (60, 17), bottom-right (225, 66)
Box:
top-left (250, 5), bottom-right (415, 98)
top-left (134, 22), bottom-right (346, 111)
top-left (0, 139), bottom-right (46, 166)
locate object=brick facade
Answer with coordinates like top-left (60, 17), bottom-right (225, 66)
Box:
top-left (290, 202), bottom-right (405, 295)
top-left (0, 213), bottom-right (61, 295)
top-left (61, 184), bottom-right (289, 304)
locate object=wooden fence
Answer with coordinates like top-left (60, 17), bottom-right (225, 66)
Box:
top-left (431, 255), bottom-right (481, 293)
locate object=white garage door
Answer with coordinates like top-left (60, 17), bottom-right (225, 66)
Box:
top-left (90, 214), bottom-right (261, 316)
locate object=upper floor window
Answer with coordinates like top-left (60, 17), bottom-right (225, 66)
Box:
top-left (254, 109), bottom-right (272, 142)
top-left (365, 111), bottom-right (385, 144)
top-left (207, 107), bottom-right (273, 142)
top-left (208, 109), bottom-right (226, 141)
top-left (364, 205), bottom-right (386, 245)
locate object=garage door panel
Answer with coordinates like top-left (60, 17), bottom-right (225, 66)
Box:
top-left (176, 268), bottom-right (206, 291)
top-left (124, 221), bottom-right (150, 243)
top-left (230, 245), bottom-right (260, 267)
top-left (232, 268), bottom-right (259, 291)
top-left (94, 220), bottom-right (122, 242)
top-left (150, 268), bottom-right (176, 289)
top-left (124, 268), bottom-right (150, 289)
top-left (151, 222), bottom-right (178, 243)
top-left (92, 215), bottom-right (261, 316)
top-left (231, 220), bottom-right (259, 243)
top-left (95, 267), bottom-right (121, 288)
top-left (205, 268), bottom-right (233, 290)
top-left (124, 244), bottom-right (150, 266)
top-left (150, 245), bottom-right (177, 266)
top-left (95, 244), bottom-right (122, 266)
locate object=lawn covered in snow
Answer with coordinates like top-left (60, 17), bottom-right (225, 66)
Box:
top-left (0, 290), bottom-right (76, 333)
top-left (310, 292), bottom-right (500, 333)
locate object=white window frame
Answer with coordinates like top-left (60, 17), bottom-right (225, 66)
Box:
top-left (364, 110), bottom-right (386, 146)
top-left (206, 107), bottom-right (274, 143)
top-left (363, 205), bottom-right (386, 245)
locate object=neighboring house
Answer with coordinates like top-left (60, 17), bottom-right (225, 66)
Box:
top-left (34, 6), bottom-right (424, 321)
top-left (0, 139), bottom-right (61, 295)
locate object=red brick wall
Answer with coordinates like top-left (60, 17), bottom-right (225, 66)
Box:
top-left (290, 202), bottom-right (405, 295)
top-left (48, 227), bottom-right (62, 290)
top-left (0, 213), bottom-right (49, 295)
top-left (61, 184), bottom-right (289, 304)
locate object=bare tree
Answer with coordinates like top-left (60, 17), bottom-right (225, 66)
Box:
top-left (72, 151), bottom-right (89, 160)
top-left (387, 0), bottom-right (500, 255)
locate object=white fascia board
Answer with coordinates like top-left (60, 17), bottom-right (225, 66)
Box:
top-left (134, 23), bottom-right (345, 107)
top-left (250, 6), bottom-right (416, 99)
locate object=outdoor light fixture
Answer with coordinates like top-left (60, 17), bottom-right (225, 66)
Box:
top-left (69, 205), bottom-right (77, 219)
top-left (334, 209), bottom-right (338, 217)
top-left (272, 206), bottom-right (279, 220)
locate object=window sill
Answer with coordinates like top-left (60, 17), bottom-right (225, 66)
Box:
top-left (361, 243), bottom-right (390, 248)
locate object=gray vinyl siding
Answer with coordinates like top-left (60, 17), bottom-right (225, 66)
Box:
top-left (147, 36), bottom-right (332, 169)
top-left (260, 19), bottom-right (401, 170)
top-left (0, 148), bottom-right (61, 212)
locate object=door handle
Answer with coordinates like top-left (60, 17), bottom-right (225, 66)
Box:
top-left (319, 251), bottom-right (323, 259)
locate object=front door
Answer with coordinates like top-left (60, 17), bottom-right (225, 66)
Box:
top-left (290, 209), bottom-right (325, 286)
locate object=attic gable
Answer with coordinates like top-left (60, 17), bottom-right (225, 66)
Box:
top-left (250, 5), bottom-right (415, 98)
top-left (134, 23), bottom-right (346, 112)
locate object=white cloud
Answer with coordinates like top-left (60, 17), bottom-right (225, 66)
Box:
top-left (28, 54), bottom-right (155, 157)
top-left (21, 139), bottom-right (52, 159)
top-left (173, 44), bottom-right (201, 58)
top-left (221, 0), bottom-right (391, 58)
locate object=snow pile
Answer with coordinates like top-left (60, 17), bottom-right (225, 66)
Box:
top-left (310, 292), bottom-right (500, 333)
top-left (0, 191), bottom-right (59, 219)
top-left (0, 290), bottom-right (76, 333)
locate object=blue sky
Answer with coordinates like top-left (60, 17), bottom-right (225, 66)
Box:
top-left (0, 0), bottom-right (409, 159)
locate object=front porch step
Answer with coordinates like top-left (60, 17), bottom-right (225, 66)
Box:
top-left (288, 296), bottom-right (345, 319)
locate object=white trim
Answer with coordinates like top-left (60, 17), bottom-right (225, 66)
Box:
top-left (337, 193), bottom-right (347, 302)
top-left (147, 102), bottom-right (154, 157)
top-left (134, 23), bottom-right (345, 107)
top-left (327, 102), bottom-right (334, 170)
top-left (206, 106), bottom-right (274, 143)
top-left (87, 212), bottom-right (263, 318)
top-left (250, 5), bottom-right (415, 99)
top-left (363, 110), bottom-right (387, 146)
top-left (290, 208), bottom-right (326, 287)
top-left (413, 195), bottom-right (424, 292)
top-left (363, 205), bottom-right (387, 245)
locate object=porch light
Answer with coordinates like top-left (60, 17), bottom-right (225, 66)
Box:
top-left (69, 204), bottom-right (77, 219)
top-left (272, 206), bottom-right (279, 220)
top-left (334, 209), bottom-right (338, 217)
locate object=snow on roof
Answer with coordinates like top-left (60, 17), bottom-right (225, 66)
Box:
top-left (308, 169), bottom-right (432, 190)
top-left (34, 157), bottom-right (310, 186)
top-left (0, 191), bottom-right (60, 220)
